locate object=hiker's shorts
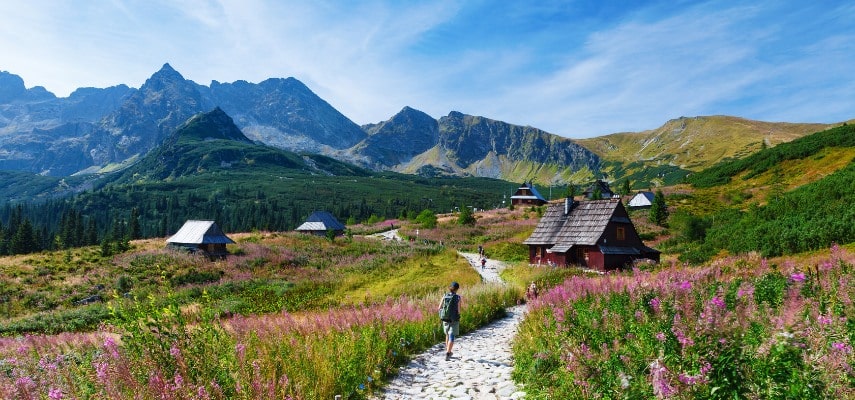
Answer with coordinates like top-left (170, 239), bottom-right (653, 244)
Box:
top-left (443, 320), bottom-right (460, 339)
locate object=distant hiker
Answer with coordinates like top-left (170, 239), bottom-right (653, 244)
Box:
top-left (477, 245), bottom-right (484, 257)
top-left (526, 282), bottom-right (538, 300)
top-left (480, 257), bottom-right (487, 270)
top-left (438, 281), bottom-right (462, 360)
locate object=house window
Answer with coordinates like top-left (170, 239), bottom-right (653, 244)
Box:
top-left (616, 227), bottom-right (626, 241)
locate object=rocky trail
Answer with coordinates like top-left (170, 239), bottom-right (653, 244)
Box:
top-left (371, 253), bottom-right (527, 400)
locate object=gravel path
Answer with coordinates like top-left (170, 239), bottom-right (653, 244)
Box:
top-left (371, 253), bottom-right (527, 400)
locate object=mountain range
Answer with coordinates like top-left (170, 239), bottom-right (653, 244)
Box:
top-left (0, 64), bottom-right (846, 193)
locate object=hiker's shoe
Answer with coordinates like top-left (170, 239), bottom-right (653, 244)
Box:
top-left (445, 352), bottom-right (452, 360)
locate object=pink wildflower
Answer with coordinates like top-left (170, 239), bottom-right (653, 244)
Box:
top-left (649, 297), bottom-right (662, 312)
top-left (649, 359), bottom-right (675, 398)
top-left (790, 272), bottom-right (806, 282)
top-left (49, 388), bottom-right (63, 400)
top-left (710, 296), bottom-right (726, 308)
top-left (655, 332), bottom-right (667, 342)
top-left (103, 336), bottom-right (120, 359)
top-left (16, 376), bottom-right (36, 389)
top-left (94, 361), bottom-right (109, 381)
top-left (170, 343), bottom-right (181, 358)
top-left (831, 342), bottom-right (852, 353)
top-left (678, 280), bottom-right (692, 290)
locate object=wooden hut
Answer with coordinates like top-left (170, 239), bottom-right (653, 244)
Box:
top-left (522, 198), bottom-right (659, 271)
top-left (295, 211), bottom-right (346, 236)
top-left (582, 179), bottom-right (614, 199)
top-left (510, 181), bottom-right (547, 206)
top-left (166, 220), bottom-right (235, 258)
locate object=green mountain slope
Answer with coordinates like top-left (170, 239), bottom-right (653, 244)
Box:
top-left (578, 115), bottom-right (831, 186)
top-left (32, 109), bottom-right (519, 239)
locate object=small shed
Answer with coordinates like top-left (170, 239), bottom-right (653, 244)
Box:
top-left (510, 181), bottom-right (547, 206)
top-left (522, 198), bottom-right (659, 271)
top-left (166, 220), bottom-right (235, 257)
top-left (295, 211), bottom-right (346, 236)
top-left (628, 191), bottom-right (656, 209)
top-left (583, 179), bottom-right (614, 199)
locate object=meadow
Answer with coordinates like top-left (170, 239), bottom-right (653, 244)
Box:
top-left (513, 244), bottom-right (855, 399)
top-left (0, 210), bottom-right (543, 399)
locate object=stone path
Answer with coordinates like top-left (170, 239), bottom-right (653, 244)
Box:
top-left (372, 253), bottom-right (527, 400)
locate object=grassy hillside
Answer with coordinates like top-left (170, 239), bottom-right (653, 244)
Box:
top-left (578, 115), bottom-right (831, 185)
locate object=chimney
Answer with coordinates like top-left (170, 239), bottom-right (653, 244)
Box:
top-left (565, 197), bottom-right (571, 215)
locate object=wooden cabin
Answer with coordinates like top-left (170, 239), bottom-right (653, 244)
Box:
top-left (583, 179), bottom-right (614, 199)
top-left (522, 198), bottom-right (659, 271)
top-left (295, 211), bottom-right (346, 236)
top-left (166, 220), bottom-right (235, 258)
top-left (510, 181), bottom-right (547, 206)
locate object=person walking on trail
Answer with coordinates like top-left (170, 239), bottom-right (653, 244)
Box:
top-left (527, 281), bottom-right (538, 300)
top-left (438, 281), bottom-right (462, 360)
top-left (480, 256), bottom-right (487, 270)
top-left (477, 245), bottom-right (484, 257)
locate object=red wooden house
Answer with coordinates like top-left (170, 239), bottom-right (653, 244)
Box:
top-left (523, 198), bottom-right (659, 271)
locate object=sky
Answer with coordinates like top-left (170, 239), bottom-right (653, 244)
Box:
top-left (1, 0), bottom-right (853, 138)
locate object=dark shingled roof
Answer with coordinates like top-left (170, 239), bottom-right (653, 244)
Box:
top-left (510, 182), bottom-right (547, 202)
top-left (522, 199), bottom-right (620, 246)
top-left (296, 211), bottom-right (345, 231)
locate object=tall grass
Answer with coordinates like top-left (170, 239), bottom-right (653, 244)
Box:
top-left (0, 234), bottom-right (518, 399)
top-left (513, 245), bottom-right (855, 399)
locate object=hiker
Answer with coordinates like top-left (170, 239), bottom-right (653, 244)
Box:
top-left (526, 281), bottom-right (538, 300)
top-left (480, 256), bottom-right (487, 270)
top-left (438, 281), bottom-right (462, 360)
top-left (477, 245), bottom-right (484, 257)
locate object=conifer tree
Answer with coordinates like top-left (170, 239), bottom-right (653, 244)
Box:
top-left (649, 190), bottom-right (669, 226)
top-left (457, 205), bottom-right (476, 226)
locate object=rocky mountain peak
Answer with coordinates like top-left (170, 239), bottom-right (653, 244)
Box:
top-left (0, 71), bottom-right (55, 103)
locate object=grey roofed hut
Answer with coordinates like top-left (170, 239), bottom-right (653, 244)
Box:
top-left (295, 211), bottom-right (346, 236)
top-left (628, 191), bottom-right (656, 209)
top-left (166, 220), bottom-right (235, 258)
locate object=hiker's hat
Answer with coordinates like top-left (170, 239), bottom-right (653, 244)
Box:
top-left (450, 281), bottom-right (459, 289)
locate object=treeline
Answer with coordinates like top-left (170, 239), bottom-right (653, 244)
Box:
top-left (0, 174), bottom-right (514, 256)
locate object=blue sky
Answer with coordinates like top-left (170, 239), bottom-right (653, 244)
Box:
top-left (1, 0), bottom-right (853, 138)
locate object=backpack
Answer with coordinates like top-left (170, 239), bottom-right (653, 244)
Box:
top-left (439, 293), bottom-right (460, 322)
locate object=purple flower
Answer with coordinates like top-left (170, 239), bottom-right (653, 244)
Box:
top-left (49, 388), bottom-right (63, 400)
top-left (831, 342), bottom-right (852, 353)
top-left (94, 361), bottom-right (109, 381)
top-left (790, 272), bottom-right (806, 282)
top-left (170, 343), bottom-right (181, 358)
top-left (710, 296), bottom-right (726, 308)
top-left (677, 280), bottom-right (692, 290)
top-left (655, 332), bottom-right (667, 342)
top-left (103, 336), bottom-right (120, 359)
top-left (649, 297), bottom-right (662, 312)
top-left (16, 376), bottom-right (36, 389)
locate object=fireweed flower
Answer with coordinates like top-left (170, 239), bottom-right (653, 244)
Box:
top-left (170, 343), bottom-right (181, 358)
top-left (790, 272), bottom-right (806, 282)
top-left (831, 342), bottom-right (852, 353)
top-left (649, 297), bottom-right (662, 312)
top-left (49, 388), bottom-right (63, 400)
top-left (649, 359), bottom-right (675, 398)
top-left (677, 281), bottom-right (692, 290)
top-left (710, 296), bottom-right (726, 309)
top-left (655, 332), bottom-right (667, 342)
